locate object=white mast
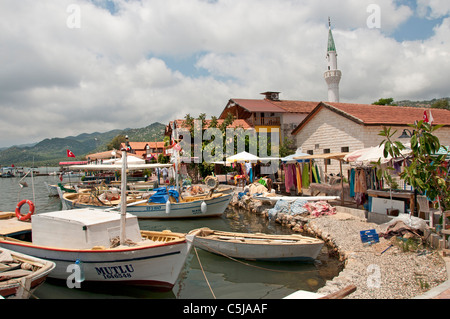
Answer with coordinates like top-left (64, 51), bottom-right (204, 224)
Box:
top-left (120, 150), bottom-right (128, 245)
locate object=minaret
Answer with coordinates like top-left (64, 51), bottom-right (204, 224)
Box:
top-left (324, 18), bottom-right (342, 103)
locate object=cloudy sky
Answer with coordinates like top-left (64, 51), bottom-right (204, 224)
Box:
top-left (0, 0), bottom-right (449, 148)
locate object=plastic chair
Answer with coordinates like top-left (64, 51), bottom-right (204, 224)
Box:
top-left (417, 195), bottom-right (440, 227)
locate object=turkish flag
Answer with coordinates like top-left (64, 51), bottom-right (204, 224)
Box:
top-left (67, 149), bottom-right (76, 158)
top-left (423, 110), bottom-right (429, 123)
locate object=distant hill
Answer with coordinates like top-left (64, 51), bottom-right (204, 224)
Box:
top-left (394, 97), bottom-right (450, 108)
top-left (0, 122), bottom-right (166, 167)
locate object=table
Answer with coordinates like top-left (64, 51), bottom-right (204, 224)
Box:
top-left (367, 189), bottom-right (415, 215)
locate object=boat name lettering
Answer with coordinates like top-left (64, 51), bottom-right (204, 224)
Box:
top-left (95, 264), bottom-right (135, 279)
top-left (146, 205), bottom-right (163, 212)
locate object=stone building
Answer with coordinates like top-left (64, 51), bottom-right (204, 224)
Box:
top-left (291, 101), bottom-right (450, 175)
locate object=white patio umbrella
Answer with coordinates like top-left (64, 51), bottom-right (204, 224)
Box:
top-left (226, 151), bottom-right (259, 163)
top-left (114, 155), bottom-right (146, 164)
top-left (345, 144), bottom-right (412, 166)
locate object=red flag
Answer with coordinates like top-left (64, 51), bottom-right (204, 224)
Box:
top-left (67, 149), bottom-right (75, 158)
top-left (423, 110), bottom-right (429, 123)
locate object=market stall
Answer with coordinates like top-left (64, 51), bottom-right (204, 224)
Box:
top-left (292, 152), bottom-right (349, 205)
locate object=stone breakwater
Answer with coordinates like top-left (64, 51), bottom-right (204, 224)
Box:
top-left (230, 194), bottom-right (448, 299)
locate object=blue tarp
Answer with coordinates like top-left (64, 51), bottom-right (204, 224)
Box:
top-left (149, 187), bottom-right (180, 203)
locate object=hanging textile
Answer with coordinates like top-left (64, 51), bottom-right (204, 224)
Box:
top-left (295, 163), bottom-right (302, 194)
top-left (284, 164), bottom-right (290, 191)
top-left (354, 169), bottom-right (367, 193)
top-left (349, 168), bottom-right (355, 198)
top-left (284, 164), bottom-right (297, 192)
top-left (315, 165), bottom-right (321, 183)
top-left (302, 163), bottom-right (310, 188)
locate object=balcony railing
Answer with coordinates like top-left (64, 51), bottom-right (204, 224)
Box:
top-left (248, 117), bottom-right (281, 126)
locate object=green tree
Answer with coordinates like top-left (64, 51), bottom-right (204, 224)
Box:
top-left (377, 121), bottom-right (449, 211)
top-left (431, 99), bottom-right (450, 110)
top-left (373, 98), bottom-right (397, 106)
top-left (107, 135), bottom-right (127, 150)
top-left (279, 137), bottom-right (296, 158)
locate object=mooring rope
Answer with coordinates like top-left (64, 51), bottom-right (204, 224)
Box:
top-left (16, 278), bottom-right (39, 299)
top-left (193, 246), bottom-right (216, 299)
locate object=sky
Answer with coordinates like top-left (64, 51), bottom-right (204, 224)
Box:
top-left (0, 0), bottom-right (449, 148)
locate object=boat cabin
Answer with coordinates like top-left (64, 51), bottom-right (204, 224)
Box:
top-left (30, 209), bottom-right (142, 249)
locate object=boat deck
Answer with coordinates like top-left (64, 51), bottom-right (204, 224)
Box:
top-left (0, 213), bottom-right (32, 236)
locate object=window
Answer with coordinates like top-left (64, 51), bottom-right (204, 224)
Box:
top-left (341, 146), bottom-right (349, 152)
top-left (307, 150), bottom-right (313, 155)
top-left (324, 149), bottom-right (331, 165)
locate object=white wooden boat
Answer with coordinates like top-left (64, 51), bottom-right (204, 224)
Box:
top-left (189, 228), bottom-right (324, 261)
top-left (125, 191), bottom-right (233, 219)
top-left (0, 247), bottom-right (55, 299)
top-left (45, 182), bottom-right (80, 196)
top-left (60, 184), bottom-right (233, 219)
top-left (60, 189), bottom-right (140, 210)
top-left (0, 152), bottom-right (193, 291)
top-left (0, 209), bottom-right (193, 291)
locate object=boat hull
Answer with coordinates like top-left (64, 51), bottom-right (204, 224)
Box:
top-left (191, 230), bottom-right (324, 261)
top-left (127, 193), bottom-right (233, 219)
top-left (0, 249), bottom-right (56, 299)
top-left (0, 235), bottom-right (193, 291)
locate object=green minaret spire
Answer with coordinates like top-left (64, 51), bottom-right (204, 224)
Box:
top-left (327, 17), bottom-right (336, 52)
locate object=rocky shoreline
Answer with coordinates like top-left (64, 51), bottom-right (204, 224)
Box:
top-left (230, 193), bottom-right (448, 299)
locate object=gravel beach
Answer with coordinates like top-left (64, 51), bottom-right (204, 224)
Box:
top-left (230, 194), bottom-right (449, 299)
top-left (307, 212), bottom-right (448, 299)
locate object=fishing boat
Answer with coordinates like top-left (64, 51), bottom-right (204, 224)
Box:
top-left (0, 151), bottom-right (194, 291)
top-left (189, 227), bottom-right (324, 261)
top-left (45, 182), bottom-right (79, 196)
top-left (65, 160), bottom-right (234, 219)
top-left (59, 187), bottom-right (139, 210)
top-left (125, 188), bottom-right (233, 219)
top-left (0, 247), bottom-right (55, 299)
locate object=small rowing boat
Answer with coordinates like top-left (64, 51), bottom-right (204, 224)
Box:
top-left (0, 248), bottom-right (55, 299)
top-left (189, 228), bottom-right (324, 261)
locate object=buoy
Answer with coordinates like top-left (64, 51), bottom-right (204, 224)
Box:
top-left (15, 199), bottom-right (35, 221)
top-left (165, 200), bottom-right (171, 214)
top-left (201, 201), bottom-right (207, 214)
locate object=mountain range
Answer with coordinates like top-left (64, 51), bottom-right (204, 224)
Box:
top-left (0, 122), bottom-right (166, 167)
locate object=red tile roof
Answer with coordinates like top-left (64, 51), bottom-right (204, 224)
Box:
top-left (231, 98), bottom-right (286, 113)
top-left (121, 142), bottom-right (165, 150)
top-left (220, 99), bottom-right (318, 118)
top-left (86, 150), bottom-right (122, 160)
top-left (292, 102), bottom-right (450, 135)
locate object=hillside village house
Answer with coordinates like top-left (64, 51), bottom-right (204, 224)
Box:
top-left (219, 92), bottom-right (317, 144)
top-left (119, 141), bottom-right (166, 162)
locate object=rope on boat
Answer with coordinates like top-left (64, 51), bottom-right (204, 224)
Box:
top-left (193, 247), bottom-right (216, 299)
top-left (16, 278), bottom-right (39, 299)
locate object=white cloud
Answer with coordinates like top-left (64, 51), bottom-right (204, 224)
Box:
top-left (0, 0), bottom-right (448, 148)
top-left (417, 0), bottom-right (450, 19)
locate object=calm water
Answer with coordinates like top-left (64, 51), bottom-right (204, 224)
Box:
top-left (0, 170), bottom-right (342, 299)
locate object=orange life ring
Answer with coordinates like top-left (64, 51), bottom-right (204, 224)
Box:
top-left (15, 199), bottom-right (35, 221)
